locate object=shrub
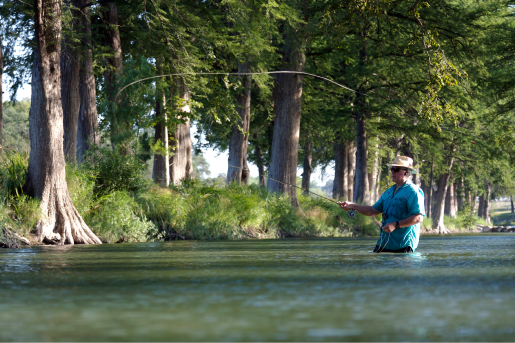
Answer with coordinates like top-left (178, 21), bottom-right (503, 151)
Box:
top-left (82, 146), bottom-right (149, 196)
top-left (84, 191), bottom-right (160, 243)
top-left (136, 181), bottom-right (367, 240)
top-left (66, 164), bottom-right (96, 218)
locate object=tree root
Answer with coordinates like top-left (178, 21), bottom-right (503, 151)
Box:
top-left (1, 226), bottom-right (31, 249)
top-left (36, 193), bottom-right (102, 245)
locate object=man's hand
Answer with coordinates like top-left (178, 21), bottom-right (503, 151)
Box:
top-left (382, 222), bottom-right (396, 233)
top-left (337, 201), bottom-right (354, 211)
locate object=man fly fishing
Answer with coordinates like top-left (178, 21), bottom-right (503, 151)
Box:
top-left (338, 156), bottom-right (425, 253)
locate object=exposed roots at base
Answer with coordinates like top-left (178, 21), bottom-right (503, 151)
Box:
top-left (37, 194), bottom-right (101, 245)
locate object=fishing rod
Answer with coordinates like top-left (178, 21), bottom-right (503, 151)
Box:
top-left (227, 164), bottom-right (356, 219)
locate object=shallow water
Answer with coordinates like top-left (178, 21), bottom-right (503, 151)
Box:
top-left (0, 235), bottom-right (514, 341)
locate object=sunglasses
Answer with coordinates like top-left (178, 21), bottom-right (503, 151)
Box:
top-left (390, 166), bottom-right (407, 173)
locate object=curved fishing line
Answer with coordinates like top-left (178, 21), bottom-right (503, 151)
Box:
top-left (376, 232), bottom-right (391, 253)
top-left (115, 71), bottom-right (368, 99)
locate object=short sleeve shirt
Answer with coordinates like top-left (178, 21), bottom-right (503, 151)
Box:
top-left (372, 180), bottom-right (425, 251)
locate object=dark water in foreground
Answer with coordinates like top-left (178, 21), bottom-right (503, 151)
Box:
top-left (0, 235), bottom-right (514, 341)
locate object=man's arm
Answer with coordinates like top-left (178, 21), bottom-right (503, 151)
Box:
top-left (338, 201), bottom-right (381, 217)
top-left (382, 214), bottom-right (423, 233)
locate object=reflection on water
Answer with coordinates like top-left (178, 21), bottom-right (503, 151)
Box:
top-left (0, 235), bottom-right (514, 341)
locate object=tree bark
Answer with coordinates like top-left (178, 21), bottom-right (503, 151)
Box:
top-left (76, 0), bottom-right (99, 162)
top-left (354, 106), bottom-right (369, 204)
top-left (445, 180), bottom-right (456, 218)
top-left (61, 0), bottom-right (80, 163)
top-left (268, 27), bottom-right (307, 207)
top-left (511, 195), bottom-right (514, 213)
top-left (478, 195), bottom-right (485, 218)
top-left (347, 141), bottom-right (356, 202)
top-left (0, 35), bottom-right (3, 145)
top-left (103, 1), bottom-right (127, 149)
top-left (301, 134), bottom-right (312, 195)
top-left (26, 0), bottom-right (100, 245)
top-left (484, 181), bottom-right (491, 224)
top-left (432, 156), bottom-right (454, 233)
top-left (333, 137), bottom-right (349, 200)
top-left (170, 80), bottom-right (193, 185)
top-left (227, 62), bottom-right (251, 184)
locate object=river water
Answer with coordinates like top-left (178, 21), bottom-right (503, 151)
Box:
top-left (0, 235), bottom-right (514, 341)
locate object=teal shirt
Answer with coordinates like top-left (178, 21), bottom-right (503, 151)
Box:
top-left (372, 180), bottom-right (425, 251)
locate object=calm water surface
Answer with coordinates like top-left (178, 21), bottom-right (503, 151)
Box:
top-left (1, 235), bottom-right (514, 341)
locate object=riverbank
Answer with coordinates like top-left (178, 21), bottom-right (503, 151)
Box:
top-left (1, 150), bottom-right (505, 247)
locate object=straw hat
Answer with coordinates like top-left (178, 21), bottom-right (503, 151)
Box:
top-left (387, 156), bottom-right (418, 174)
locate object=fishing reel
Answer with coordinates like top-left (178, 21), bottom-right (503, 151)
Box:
top-left (347, 209), bottom-right (356, 219)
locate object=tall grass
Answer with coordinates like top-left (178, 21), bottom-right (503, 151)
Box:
top-left (136, 180), bottom-right (365, 240)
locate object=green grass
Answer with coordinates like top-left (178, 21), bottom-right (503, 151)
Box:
top-left (490, 201), bottom-right (515, 226)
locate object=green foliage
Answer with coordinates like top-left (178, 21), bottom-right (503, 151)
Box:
top-left (2, 100), bottom-right (30, 152)
top-left (0, 149), bottom-right (40, 239)
top-left (82, 146), bottom-right (150, 197)
top-left (443, 212), bottom-right (487, 232)
top-left (136, 180), bottom-right (376, 240)
top-left (84, 191), bottom-right (160, 243)
top-left (66, 164), bottom-right (96, 218)
top-left (0, 149), bottom-right (28, 200)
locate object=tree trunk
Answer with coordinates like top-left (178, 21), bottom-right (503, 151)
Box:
top-left (354, 107), bottom-right (369, 204)
top-left (465, 187), bottom-right (474, 212)
top-left (453, 183), bottom-right (459, 215)
top-left (76, 1), bottom-right (99, 162)
top-left (353, 24), bottom-right (369, 205)
top-left (473, 191), bottom-right (478, 214)
top-left (227, 62), bottom-right (251, 184)
top-left (333, 137), bottom-right (348, 200)
top-left (26, 1), bottom-right (100, 245)
top-left (457, 178), bottom-right (465, 212)
top-left (252, 133), bottom-right (266, 187)
top-left (61, 0), bottom-right (80, 163)
top-left (152, 113), bottom-right (163, 183)
top-left (445, 179), bottom-right (456, 218)
top-left (484, 182), bottom-right (491, 224)
top-left (368, 146), bottom-right (379, 203)
top-left (268, 28), bottom-right (307, 207)
top-left (427, 158), bottom-right (434, 218)
top-left (432, 156), bottom-right (454, 233)
top-left (170, 81), bottom-right (193, 185)
top-left (301, 135), bottom-right (312, 195)
top-left (103, 2), bottom-right (127, 149)
top-left (478, 195), bottom-right (485, 218)
top-left (152, 72), bottom-right (169, 186)
top-left (375, 157), bottom-right (382, 200)
top-left (347, 141), bottom-right (356, 202)
top-left (0, 35), bottom-right (3, 145)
